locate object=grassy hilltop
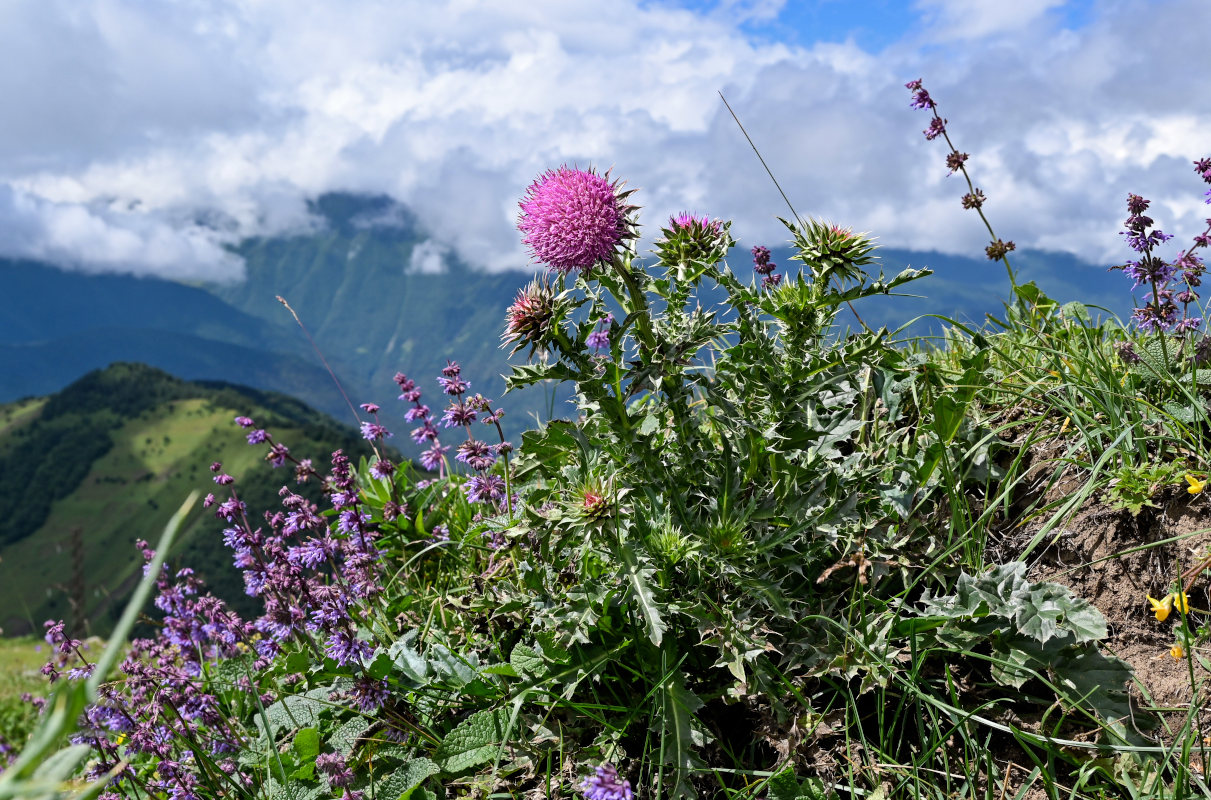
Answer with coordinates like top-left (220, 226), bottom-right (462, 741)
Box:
top-left (0, 362), bottom-right (381, 637)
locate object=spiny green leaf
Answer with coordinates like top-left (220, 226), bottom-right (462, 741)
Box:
top-left (617, 541), bottom-right (667, 646)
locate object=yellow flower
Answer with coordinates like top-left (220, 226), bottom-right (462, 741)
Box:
top-left (1187, 473), bottom-right (1206, 495)
top-left (1149, 594), bottom-right (1173, 622)
top-left (1174, 591), bottom-right (1191, 614)
top-left (1172, 644), bottom-right (1186, 659)
top-left (1059, 417), bottom-right (1070, 435)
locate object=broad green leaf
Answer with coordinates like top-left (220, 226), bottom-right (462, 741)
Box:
top-left (375, 758), bottom-right (439, 800)
top-left (293, 727), bottom-right (320, 761)
top-left (328, 716), bottom-right (373, 757)
top-left (433, 708), bottom-right (509, 773)
top-left (509, 643), bottom-right (547, 678)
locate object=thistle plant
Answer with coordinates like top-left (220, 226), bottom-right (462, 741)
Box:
top-left (6, 92), bottom-right (1181, 800)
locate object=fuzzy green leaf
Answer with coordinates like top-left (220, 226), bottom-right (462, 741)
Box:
top-left (433, 708), bottom-right (509, 773)
top-left (375, 758), bottom-right (439, 800)
top-left (509, 643), bottom-right (547, 679)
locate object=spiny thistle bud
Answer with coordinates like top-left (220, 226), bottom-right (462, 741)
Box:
top-left (652, 213), bottom-right (733, 279)
top-left (502, 278), bottom-right (561, 357)
top-left (517, 165), bottom-right (638, 274)
top-left (788, 218), bottom-right (877, 286)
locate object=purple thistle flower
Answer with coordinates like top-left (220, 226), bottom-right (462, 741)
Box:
top-left (420, 443), bottom-right (448, 471)
top-left (580, 763), bottom-right (633, 800)
top-left (669, 212), bottom-right (721, 233)
top-left (518, 166), bottom-right (626, 273)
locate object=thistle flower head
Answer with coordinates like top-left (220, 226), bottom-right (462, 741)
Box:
top-left (518, 166), bottom-right (633, 273)
top-left (654, 213), bottom-right (732, 276)
top-left (790, 218), bottom-right (878, 285)
top-left (503, 278), bottom-right (559, 356)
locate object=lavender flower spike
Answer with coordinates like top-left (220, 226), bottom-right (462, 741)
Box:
top-left (581, 763), bottom-right (633, 800)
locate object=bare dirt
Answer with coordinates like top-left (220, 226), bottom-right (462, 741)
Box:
top-left (996, 438), bottom-right (1211, 746)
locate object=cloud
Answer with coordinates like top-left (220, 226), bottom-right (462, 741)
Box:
top-left (0, 0), bottom-right (1208, 280)
top-left (407, 240), bottom-right (447, 275)
top-left (0, 185), bottom-right (243, 281)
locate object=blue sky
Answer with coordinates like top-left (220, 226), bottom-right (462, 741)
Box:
top-left (0, 0), bottom-right (1206, 280)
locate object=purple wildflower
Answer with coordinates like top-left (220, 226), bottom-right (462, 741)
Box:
top-left (369, 458), bottom-right (396, 480)
top-left (266, 443), bottom-right (290, 468)
top-left (441, 402), bottom-right (477, 428)
top-left (438, 364), bottom-right (469, 396)
top-left (420, 443), bottom-right (449, 471)
top-left (456, 439), bottom-right (496, 471)
top-left (316, 753), bottom-right (354, 788)
top-left (587, 314), bottom-right (613, 350)
top-left (751, 245), bottom-right (774, 276)
top-left (349, 677), bottom-right (391, 712)
top-left (464, 474), bottom-right (506, 504)
top-left (403, 404), bottom-right (430, 422)
top-left (360, 402), bottom-right (380, 414)
top-left (580, 763), bottom-right (633, 800)
top-left (669, 212), bottom-right (720, 233)
top-left (234, 416), bottom-right (254, 428)
top-left (518, 166), bottom-right (626, 273)
top-left (246, 429), bottom-right (269, 445)
top-left (946, 151), bottom-right (969, 174)
top-left (324, 630), bottom-right (372, 667)
top-left (360, 421), bottom-right (392, 441)
top-left (906, 79), bottom-right (934, 110)
top-left (411, 421), bottom-right (439, 444)
top-left (924, 117), bottom-right (946, 140)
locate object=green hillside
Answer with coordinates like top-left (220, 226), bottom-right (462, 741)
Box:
top-left (0, 363), bottom-right (382, 637)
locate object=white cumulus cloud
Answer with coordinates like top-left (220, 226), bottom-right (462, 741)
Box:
top-left (0, 0), bottom-right (1207, 278)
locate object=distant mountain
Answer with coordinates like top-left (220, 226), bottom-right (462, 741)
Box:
top-left (0, 259), bottom-right (351, 422)
top-left (0, 363), bottom-right (381, 637)
top-left (0, 191), bottom-right (1135, 456)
